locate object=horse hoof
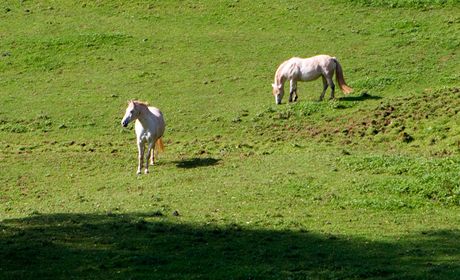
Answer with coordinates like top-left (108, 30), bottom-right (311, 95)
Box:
top-left (136, 171), bottom-right (142, 175)
top-left (144, 169), bottom-right (149, 174)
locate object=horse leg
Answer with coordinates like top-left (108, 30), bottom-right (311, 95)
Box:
top-left (289, 80), bottom-right (297, 102)
top-left (326, 76), bottom-right (335, 100)
top-left (319, 76), bottom-right (328, 101)
top-left (137, 141), bottom-right (144, 175)
top-left (149, 144), bottom-right (155, 166)
top-left (293, 83), bottom-right (298, 102)
top-left (145, 141), bottom-right (154, 174)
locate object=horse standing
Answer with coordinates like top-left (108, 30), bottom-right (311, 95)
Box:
top-left (121, 101), bottom-right (166, 175)
top-left (272, 55), bottom-right (353, 104)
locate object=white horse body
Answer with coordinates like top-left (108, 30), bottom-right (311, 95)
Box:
top-left (121, 101), bottom-right (165, 175)
top-left (286, 57), bottom-right (325, 81)
top-left (272, 55), bottom-right (352, 104)
top-left (134, 106), bottom-right (164, 148)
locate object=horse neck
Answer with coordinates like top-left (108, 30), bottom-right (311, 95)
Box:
top-left (274, 64), bottom-right (287, 86)
top-left (135, 104), bottom-right (153, 127)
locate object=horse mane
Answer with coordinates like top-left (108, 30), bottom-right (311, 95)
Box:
top-left (274, 60), bottom-right (290, 85)
top-left (130, 100), bottom-right (150, 108)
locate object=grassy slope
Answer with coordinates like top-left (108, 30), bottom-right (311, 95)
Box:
top-left (0, 0), bottom-right (459, 279)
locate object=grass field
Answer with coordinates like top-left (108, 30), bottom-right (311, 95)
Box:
top-left (1, 0), bottom-right (459, 279)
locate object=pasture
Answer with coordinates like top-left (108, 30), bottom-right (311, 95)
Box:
top-left (1, 0), bottom-right (459, 278)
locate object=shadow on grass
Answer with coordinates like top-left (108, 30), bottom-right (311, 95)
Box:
top-left (339, 92), bottom-right (382, 102)
top-left (174, 157), bottom-right (220, 169)
top-left (1, 213), bottom-right (459, 279)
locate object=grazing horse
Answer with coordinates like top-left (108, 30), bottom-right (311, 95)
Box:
top-left (121, 100), bottom-right (166, 175)
top-left (272, 55), bottom-right (353, 104)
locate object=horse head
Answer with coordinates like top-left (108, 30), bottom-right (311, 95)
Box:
top-left (272, 83), bottom-right (284, 105)
top-left (121, 101), bottom-right (140, 127)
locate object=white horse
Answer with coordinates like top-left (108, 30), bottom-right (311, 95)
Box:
top-left (272, 55), bottom-right (353, 104)
top-left (121, 100), bottom-right (166, 175)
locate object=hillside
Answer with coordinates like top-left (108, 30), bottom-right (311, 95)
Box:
top-left (1, 1), bottom-right (459, 279)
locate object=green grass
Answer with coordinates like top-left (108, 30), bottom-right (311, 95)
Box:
top-left (1, 0), bottom-right (460, 279)
top-left (339, 0), bottom-right (459, 8)
top-left (2, 213), bottom-right (459, 279)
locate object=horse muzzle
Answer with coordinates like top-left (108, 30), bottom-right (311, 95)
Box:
top-left (275, 95), bottom-right (283, 105)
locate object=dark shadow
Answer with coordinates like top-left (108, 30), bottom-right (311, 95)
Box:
top-left (174, 157), bottom-right (220, 169)
top-left (1, 212), bottom-right (459, 279)
top-left (339, 92), bottom-right (382, 102)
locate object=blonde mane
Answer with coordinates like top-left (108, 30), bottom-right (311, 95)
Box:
top-left (130, 100), bottom-right (150, 108)
top-left (274, 60), bottom-right (289, 85)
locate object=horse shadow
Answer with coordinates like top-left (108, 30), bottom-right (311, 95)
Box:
top-left (174, 157), bottom-right (220, 169)
top-left (338, 92), bottom-right (382, 102)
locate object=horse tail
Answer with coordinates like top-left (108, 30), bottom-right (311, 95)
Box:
top-left (155, 137), bottom-right (165, 153)
top-left (333, 58), bottom-right (353, 94)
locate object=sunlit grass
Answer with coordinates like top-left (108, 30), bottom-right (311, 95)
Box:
top-left (0, 0), bottom-right (459, 278)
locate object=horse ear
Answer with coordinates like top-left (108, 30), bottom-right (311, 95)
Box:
top-left (272, 83), bottom-right (282, 90)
